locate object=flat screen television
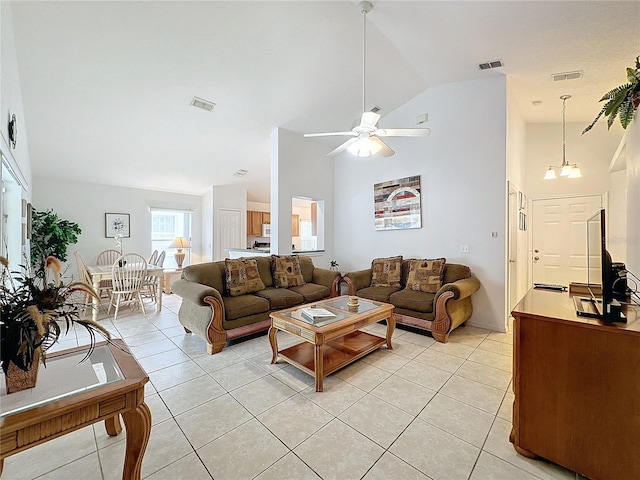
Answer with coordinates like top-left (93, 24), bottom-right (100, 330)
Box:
top-left (575, 208), bottom-right (624, 321)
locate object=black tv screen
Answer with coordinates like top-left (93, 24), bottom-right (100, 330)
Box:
top-left (586, 208), bottom-right (613, 316)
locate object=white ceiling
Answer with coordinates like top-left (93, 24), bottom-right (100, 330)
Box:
top-left (10, 1), bottom-right (639, 203)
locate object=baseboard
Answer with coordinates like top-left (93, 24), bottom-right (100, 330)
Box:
top-left (466, 318), bottom-right (507, 333)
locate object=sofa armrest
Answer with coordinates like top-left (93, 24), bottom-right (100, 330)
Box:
top-left (312, 268), bottom-right (342, 297)
top-left (435, 277), bottom-right (481, 303)
top-left (343, 269), bottom-right (373, 295)
top-left (172, 279), bottom-right (224, 306)
top-left (172, 279), bottom-right (228, 354)
top-left (431, 276), bottom-right (481, 341)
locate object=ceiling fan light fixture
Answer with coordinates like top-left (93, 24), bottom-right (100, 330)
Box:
top-left (347, 136), bottom-right (381, 157)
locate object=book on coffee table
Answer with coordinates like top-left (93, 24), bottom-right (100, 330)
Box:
top-left (300, 307), bottom-right (336, 323)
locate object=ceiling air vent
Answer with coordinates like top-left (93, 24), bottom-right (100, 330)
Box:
top-left (552, 70), bottom-right (583, 82)
top-left (478, 59), bottom-right (504, 70)
top-left (190, 96), bottom-right (216, 112)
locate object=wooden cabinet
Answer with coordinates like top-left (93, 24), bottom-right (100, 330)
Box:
top-left (511, 288), bottom-right (640, 480)
top-left (247, 211), bottom-right (270, 236)
top-left (292, 214), bottom-right (300, 236)
top-left (247, 211), bottom-right (300, 237)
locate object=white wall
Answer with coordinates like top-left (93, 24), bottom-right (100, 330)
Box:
top-left (608, 168), bottom-right (627, 262)
top-left (524, 122), bottom-right (623, 199)
top-left (271, 128), bottom-right (334, 266)
top-left (625, 118), bottom-right (640, 275)
top-left (202, 187), bottom-right (213, 262)
top-left (506, 82), bottom-right (529, 305)
top-left (0, 1), bottom-right (31, 194)
top-left (33, 177), bottom-right (202, 276)
top-left (332, 76), bottom-right (508, 333)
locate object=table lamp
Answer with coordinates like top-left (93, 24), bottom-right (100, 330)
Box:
top-left (169, 236), bottom-right (191, 269)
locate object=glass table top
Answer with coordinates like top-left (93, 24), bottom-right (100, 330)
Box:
top-left (0, 345), bottom-right (124, 418)
top-left (280, 297), bottom-right (382, 327)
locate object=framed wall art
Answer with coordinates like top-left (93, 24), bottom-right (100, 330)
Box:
top-left (105, 213), bottom-right (130, 238)
top-left (374, 175), bottom-right (422, 231)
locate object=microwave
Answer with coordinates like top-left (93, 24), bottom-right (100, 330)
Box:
top-left (262, 224), bottom-right (271, 237)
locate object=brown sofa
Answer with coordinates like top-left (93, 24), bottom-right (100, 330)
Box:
top-left (172, 255), bottom-right (340, 354)
top-left (344, 259), bottom-right (480, 343)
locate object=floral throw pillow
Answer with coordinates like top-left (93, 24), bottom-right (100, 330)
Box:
top-left (225, 258), bottom-right (265, 297)
top-left (271, 255), bottom-right (305, 288)
top-left (405, 258), bottom-right (446, 293)
top-left (370, 256), bottom-right (403, 287)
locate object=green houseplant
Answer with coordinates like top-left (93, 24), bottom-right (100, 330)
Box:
top-left (30, 208), bottom-right (81, 280)
top-left (583, 56), bottom-right (640, 134)
top-left (0, 255), bottom-right (110, 393)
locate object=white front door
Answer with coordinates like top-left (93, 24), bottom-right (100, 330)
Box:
top-left (217, 208), bottom-right (242, 261)
top-left (530, 195), bottom-right (602, 286)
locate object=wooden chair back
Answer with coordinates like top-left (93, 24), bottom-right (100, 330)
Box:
top-left (97, 249), bottom-right (121, 266)
top-left (111, 254), bottom-right (148, 294)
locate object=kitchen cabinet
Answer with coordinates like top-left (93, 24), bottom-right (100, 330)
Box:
top-left (247, 211), bottom-right (271, 236)
top-left (292, 214), bottom-right (300, 236)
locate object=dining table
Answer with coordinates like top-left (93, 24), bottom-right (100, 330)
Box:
top-left (86, 264), bottom-right (164, 322)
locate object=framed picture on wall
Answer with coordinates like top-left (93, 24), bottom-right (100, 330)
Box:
top-left (374, 175), bottom-right (422, 231)
top-left (518, 191), bottom-right (527, 211)
top-left (105, 213), bottom-right (130, 238)
top-left (26, 203), bottom-right (32, 240)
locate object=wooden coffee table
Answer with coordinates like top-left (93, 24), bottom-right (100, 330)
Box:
top-left (269, 296), bottom-right (394, 391)
top-left (0, 340), bottom-right (151, 479)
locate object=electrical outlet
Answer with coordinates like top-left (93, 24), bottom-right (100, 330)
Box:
top-left (460, 244), bottom-right (469, 253)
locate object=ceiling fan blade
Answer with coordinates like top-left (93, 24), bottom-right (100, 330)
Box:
top-left (371, 137), bottom-right (395, 157)
top-left (375, 128), bottom-right (431, 137)
top-left (327, 138), bottom-right (359, 157)
top-left (304, 131), bottom-right (356, 138)
top-left (360, 111), bottom-right (381, 128)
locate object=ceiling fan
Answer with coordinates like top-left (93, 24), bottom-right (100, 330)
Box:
top-left (304, 1), bottom-right (430, 157)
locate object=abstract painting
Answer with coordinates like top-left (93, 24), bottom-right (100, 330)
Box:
top-left (374, 175), bottom-right (422, 231)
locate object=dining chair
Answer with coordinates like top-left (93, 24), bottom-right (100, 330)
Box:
top-left (108, 253), bottom-right (148, 320)
top-left (96, 249), bottom-right (120, 266)
top-left (96, 249), bottom-right (120, 298)
top-left (74, 251), bottom-right (109, 317)
top-left (148, 250), bottom-right (158, 266)
top-left (142, 250), bottom-right (166, 302)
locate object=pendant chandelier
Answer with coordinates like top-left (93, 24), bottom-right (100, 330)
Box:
top-left (544, 95), bottom-right (582, 179)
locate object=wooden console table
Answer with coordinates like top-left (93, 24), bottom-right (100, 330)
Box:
top-left (510, 288), bottom-right (640, 480)
top-left (0, 340), bottom-right (151, 479)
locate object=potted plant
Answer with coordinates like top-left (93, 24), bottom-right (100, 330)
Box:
top-left (583, 56), bottom-right (640, 133)
top-left (30, 208), bottom-right (82, 280)
top-left (0, 255), bottom-right (111, 393)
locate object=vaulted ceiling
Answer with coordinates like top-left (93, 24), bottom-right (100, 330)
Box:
top-left (10, 1), bottom-right (639, 203)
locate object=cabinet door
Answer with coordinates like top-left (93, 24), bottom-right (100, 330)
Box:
top-left (292, 214), bottom-right (300, 236)
top-left (262, 212), bottom-right (271, 224)
top-left (248, 211), bottom-right (263, 236)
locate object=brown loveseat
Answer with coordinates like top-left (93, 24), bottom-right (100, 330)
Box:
top-left (344, 258), bottom-right (480, 343)
top-left (172, 255), bottom-right (340, 354)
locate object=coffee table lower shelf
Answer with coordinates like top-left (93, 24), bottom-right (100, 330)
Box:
top-left (277, 330), bottom-right (385, 390)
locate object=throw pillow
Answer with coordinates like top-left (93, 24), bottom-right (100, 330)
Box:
top-left (370, 256), bottom-right (403, 287)
top-left (271, 255), bottom-right (306, 288)
top-left (225, 258), bottom-right (265, 297)
top-left (405, 258), bottom-right (446, 293)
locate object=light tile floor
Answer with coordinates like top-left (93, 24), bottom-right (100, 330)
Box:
top-left (2, 295), bottom-right (581, 480)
